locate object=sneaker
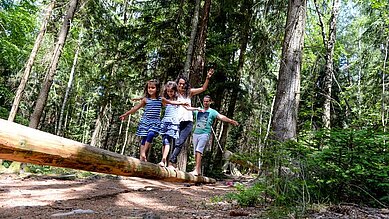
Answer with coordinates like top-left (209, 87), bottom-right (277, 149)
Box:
top-left (167, 164), bottom-right (176, 170)
top-left (158, 162), bottom-right (166, 167)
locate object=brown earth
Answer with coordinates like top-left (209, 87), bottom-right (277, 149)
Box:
top-left (0, 173), bottom-right (263, 219)
top-left (0, 173), bottom-right (388, 219)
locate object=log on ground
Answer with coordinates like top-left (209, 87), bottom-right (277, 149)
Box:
top-left (0, 119), bottom-right (215, 184)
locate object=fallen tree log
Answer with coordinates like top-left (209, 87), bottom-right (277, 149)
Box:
top-left (0, 119), bottom-right (215, 184)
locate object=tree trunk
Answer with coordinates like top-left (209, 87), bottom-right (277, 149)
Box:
top-left (189, 0), bottom-right (211, 87)
top-left (8, 1), bottom-right (55, 122)
top-left (314, 0), bottom-right (340, 129)
top-left (183, 0), bottom-right (200, 77)
top-left (271, 0), bottom-right (306, 141)
top-left (29, 0), bottom-right (78, 129)
top-left (121, 116), bottom-right (132, 155)
top-left (382, 38), bottom-right (388, 133)
top-left (177, 0), bottom-right (212, 171)
top-left (0, 119), bottom-right (215, 184)
top-left (57, 33), bottom-right (82, 136)
top-left (91, 104), bottom-right (107, 147)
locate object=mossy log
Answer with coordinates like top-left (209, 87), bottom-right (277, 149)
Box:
top-left (0, 119), bottom-right (215, 184)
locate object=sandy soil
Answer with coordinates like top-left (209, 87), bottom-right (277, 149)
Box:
top-left (1, 173), bottom-right (388, 219)
top-left (0, 174), bottom-right (262, 218)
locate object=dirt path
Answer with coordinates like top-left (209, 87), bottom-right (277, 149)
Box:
top-left (0, 174), bottom-right (261, 218)
top-left (1, 174), bottom-right (388, 218)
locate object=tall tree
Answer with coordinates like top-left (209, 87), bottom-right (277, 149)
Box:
top-left (57, 31), bottom-right (82, 136)
top-left (183, 0), bottom-right (200, 76)
top-left (189, 0), bottom-right (211, 86)
top-left (176, 0), bottom-right (212, 171)
top-left (29, 0), bottom-right (79, 129)
top-left (8, 1), bottom-right (55, 122)
top-left (271, 0), bottom-right (307, 141)
top-left (382, 38), bottom-right (388, 133)
top-left (314, 0), bottom-right (341, 129)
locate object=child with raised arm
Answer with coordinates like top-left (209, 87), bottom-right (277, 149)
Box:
top-left (119, 79), bottom-right (187, 162)
top-left (168, 68), bottom-right (214, 168)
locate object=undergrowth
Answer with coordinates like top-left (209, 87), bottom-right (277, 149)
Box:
top-left (217, 128), bottom-right (388, 216)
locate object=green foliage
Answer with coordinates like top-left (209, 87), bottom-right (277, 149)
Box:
top-left (27, 164), bottom-right (52, 174)
top-left (299, 129), bottom-right (389, 206)
top-left (1, 2), bottom-right (388, 214)
top-left (1, 160), bottom-right (12, 168)
top-left (224, 128), bottom-right (388, 214)
top-left (0, 0), bottom-right (38, 74)
top-left (225, 182), bottom-right (265, 207)
top-left (0, 78), bottom-right (13, 108)
top-left (23, 164), bottom-right (101, 178)
top-left (0, 106), bottom-right (9, 119)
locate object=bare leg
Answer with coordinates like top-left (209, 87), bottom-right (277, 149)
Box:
top-left (193, 151), bottom-right (202, 175)
top-left (143, 141), bottom-right (152, 161)
top-left (159, 144), bottom-right (170, 166)
top-left (139, 145), bottom-right (147, 161)
top-left (140, 141), bottom-right (152, 162)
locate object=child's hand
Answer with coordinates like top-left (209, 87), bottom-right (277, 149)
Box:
top-left (131, 97), bottom-right (142, 101)
top-left (177, 101), bottom-right (189, 106)
top-left (207, 68), bottom-right (214, 79)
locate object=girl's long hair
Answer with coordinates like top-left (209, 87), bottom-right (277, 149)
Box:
top-left (163, 81), bottom-right (178, 100)
top-left (143, 79), bottom-right (161, 98)
top-left (176, 75), bottom-right (191, 98)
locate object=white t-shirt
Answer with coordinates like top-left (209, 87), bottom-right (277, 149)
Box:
top-left (176, 95), bottom-right (193, 122)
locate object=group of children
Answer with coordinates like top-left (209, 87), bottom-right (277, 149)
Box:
top-left (119, 69), bottom-right (239, 176)
top-left (119, 78), bottom-right (199, 166)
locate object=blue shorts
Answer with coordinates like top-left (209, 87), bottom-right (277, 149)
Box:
top-left (162, 135), bottom-right (172, 145)
top-left (140, 131), bottom-right (158, 145)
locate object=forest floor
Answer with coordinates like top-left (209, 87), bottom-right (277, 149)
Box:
top-left (0, 173), bottom-right (388, 219)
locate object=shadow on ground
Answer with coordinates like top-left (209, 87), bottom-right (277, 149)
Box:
top-left (0, 173), bottom-right (257, 218)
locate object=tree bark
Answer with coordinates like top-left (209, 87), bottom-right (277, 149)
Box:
top-left (189, 0), bottom-right (211, 87)
top-left (271, 0), bottom-right (306, 141)
top-left (314, 0), bottom-right (340, 129)
top-left (0, 119), bottom-right (215, 184)
top-left (183, 0), bottom-right (200, 77)
top-left (29, 0), bottom-right (78, 129)
top-left (91, 104), bottom-right (107, 147)
top-left (382, 38), bottom-right (388, 133)
top-left (8, 1), bottom-right (55, 122)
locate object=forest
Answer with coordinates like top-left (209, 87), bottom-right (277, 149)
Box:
top-left (0, 0), bottom-right (388, 215)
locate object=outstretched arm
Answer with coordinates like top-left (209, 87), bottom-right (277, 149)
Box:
top-left (119, 98), bottom-right (146, 120)
top-left (131, 97), bottom-right (143, 101)
top-left (184, 105), bottom-right (203, 112)
top-left (190, 68), bottom-right (214, 96)
top-left (162, 97), bottom-right (189, 106)
top-left (217, 114), bottom-right (239, 126)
